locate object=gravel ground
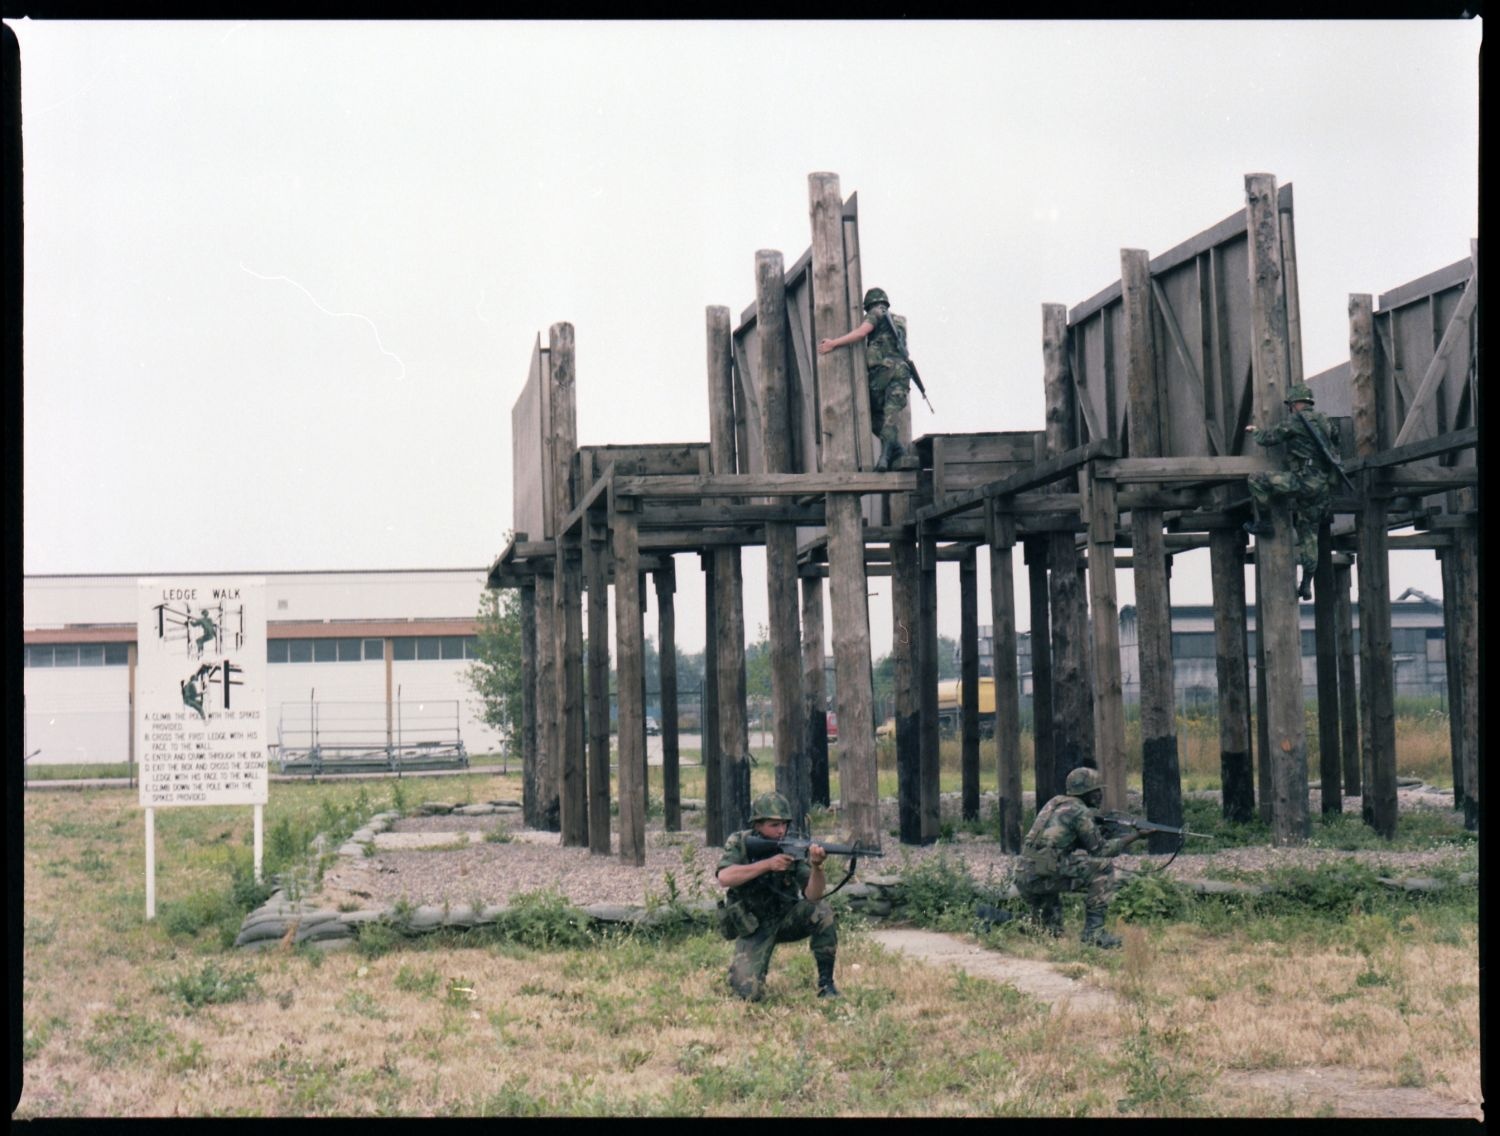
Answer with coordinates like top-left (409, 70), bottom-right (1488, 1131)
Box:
top-left (320, 786), bottom-right (1472, 912)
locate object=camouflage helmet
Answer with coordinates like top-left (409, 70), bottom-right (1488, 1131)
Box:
top-left (749, 791), bottom-right (794, 823)
top-left (1284, 383), bottom-right (1315, 406)
top-left (862, 287), bottom-right (889, 309)
top-left (1064, 766), bottom-right (1104, 797)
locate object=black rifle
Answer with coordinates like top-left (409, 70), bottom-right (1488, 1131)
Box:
top-left (1293, 409), bottom-right (1357, 493)
top-left (744, 834), bottom-right (885, 862)
top-left (880, 311), bottom-right (935, 413)
top-left (1099, 811), bottom-right (1214, 841)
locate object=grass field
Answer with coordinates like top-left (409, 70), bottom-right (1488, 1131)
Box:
top-left (18, 739), bottom-right (1479, 1118)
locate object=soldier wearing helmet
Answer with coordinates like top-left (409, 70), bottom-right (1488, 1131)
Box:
top-left (715, 791), bottom-right (841, 1000)
top-left (817, 286), bottom-right (914, 472)
top-left (1014, 766), bottom-right (1142, 949)
top-left (1244, 383), bottom-right (1342, 600)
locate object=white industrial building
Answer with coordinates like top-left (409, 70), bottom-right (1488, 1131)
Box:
top-left (23, 569), bottom-right (503, 767)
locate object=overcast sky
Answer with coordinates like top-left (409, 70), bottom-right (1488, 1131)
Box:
top-left (12, 19), bottom-right (1480, 653)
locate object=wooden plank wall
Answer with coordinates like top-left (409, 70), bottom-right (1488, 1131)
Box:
top-left (511, 336), bottom-right (550, 541)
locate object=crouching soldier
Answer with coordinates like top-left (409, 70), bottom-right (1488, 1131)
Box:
top-left (716, 792), bottom-right (840, 1001)
top-left (1015, 766), bottom-right (1142, 949)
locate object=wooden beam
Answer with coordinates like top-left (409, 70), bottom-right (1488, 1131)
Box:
top-left (987, 502), bottom-right (1023, 853)
top-left (1246, 171), bottom-right (1309, 846)
top-left (914, 438), bottom-right (1119, 523)
top-left (655, 563), bottom-right (681, 833)
top-left (959, 548), bottom-right (980, 821)
top-left (586, 524), bottom-right (612, 854)
top-left (615, 471), bottom-right (917, 499)
top-left (811, 171), bottom-right (880, 846)
top-left (1350, 291), bottom-right (1398, 838)
top-left (801, 576), bottom-right (830, 809)
top-left (612, 510), bottom-right (646, 867)
top-left (1123, 246), bottom-right (1181, 842)
top-left (1210, 529), bottom-right (1254, 822)
top-left (758, 248), bottom-right (809, 830)
top-left (1392, 271), bottom-right (1477, 447)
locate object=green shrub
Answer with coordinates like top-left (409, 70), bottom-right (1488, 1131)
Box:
top-left (1114, 867), bottom-right (1189, 924)
top-left (161, 960), bottom-right (263, 1011)
top-left (493, 889), bottom-right (595, 950)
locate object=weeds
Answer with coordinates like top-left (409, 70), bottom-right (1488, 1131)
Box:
top-left (159, 960), bottom-right (263, 1011)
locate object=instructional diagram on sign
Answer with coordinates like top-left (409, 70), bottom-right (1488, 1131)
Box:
top-left (137, 578), bottom-right (268, 807)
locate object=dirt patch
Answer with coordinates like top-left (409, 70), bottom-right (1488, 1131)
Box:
top-left (865, 927), bottom-right (1119, 1015)
top-left (1218, 1067), bottom-right (1481, 1120)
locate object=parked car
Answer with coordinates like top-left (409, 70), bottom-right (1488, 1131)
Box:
top-left (645, 716), bottom-right (661, 736)
top-left (825, 711), bottom-right (838, 743)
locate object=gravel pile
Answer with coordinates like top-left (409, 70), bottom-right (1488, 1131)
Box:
top-left (320, 787), bottom-right (1471, 912)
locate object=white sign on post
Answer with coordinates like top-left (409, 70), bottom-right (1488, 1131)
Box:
top-left (137, 578), bottom-right (269, 806)
top-left (137, 578), bottom-right (268, 917)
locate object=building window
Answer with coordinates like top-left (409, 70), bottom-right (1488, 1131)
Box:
top-left (1171, 632), bottom-right (1215, 659)
top-left (417, 638), bottom-right (441, 661)
top-left (393, 639), bottom-right (416, 661)
top-left (313, 640), bottom-right (338, 663)
top-left (268, 641), bottom-right (289, 663)
top-left (389, 635), bottom-right (477, 661)
top-left (23, 643), bottom-right (132, 667)
top-left (363, 638), bottom-right (384, 660)
top-left (288, 640), bottom-right (314, 664)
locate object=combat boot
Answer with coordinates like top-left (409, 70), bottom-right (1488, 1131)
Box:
top-left (1297, 571), bottom-right (1314, 601)
top-left (1028, 896), bottom-right (1064, 937)
top-left (1080, 907), bottom-right (1122, 949)
top-left (874, 438), bottom-right (903, 473)
top-left (815, 956), bottom-right (840, 998)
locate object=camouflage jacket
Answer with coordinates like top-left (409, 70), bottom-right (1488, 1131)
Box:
top-left (863, 303), bottom-right (909, 371)
top-left (1252, 409), bottom-right (1339, 479)
top-left (718, 829), bottom-right (811, 919)
top-left (1020, 794), bottom-right (1132, 867)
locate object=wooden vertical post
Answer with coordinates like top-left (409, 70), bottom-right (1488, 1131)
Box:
top-left (892, 510), bottom-right (922, 845)
top-left (1439, 545), bottom-right (1462, 809)
top-left (655, 562), bottom-right (681, 832)
top-left (1348, 291), bottom-right (1397, 838)
top-left (586, 521), bottom-right (612, 854)
top-left (1043, 304), bottom-right (1095, 796)
top-left (757, 249), bottom-right (809, 829)
top-left (1210, 529), bottom-right (1255, 822)
top-left (1313, 522), bottom-right (1342, 813)
top-left (1333, 559), bottom-right (1361, 799)
top-left (1447, 505), bottom-right (1478, 831)
top-left (917, 527), bottom-right (941, 843)
top-left (1253, 574), bottom-right (1272, 826)
top-left (1246, 172), bottom-right (1309, 846)
top-left (612, 503), bottom-right (645, 866)
top-left (549, 322), bottom-right (587, 847)
top-left (1121, 249), bottom-right (1182, 840)
top-left (987, 502), bottom-right (1023, 851)
top-left (801, 575), bottom-right (830, 808)
top-left (810, 171), bottom-right (879, 845)
top-left (959, 547), bottom-right (980, 822)
top-left (707, 304), bottom-right (751, 833)
top-left (1025, 537), bottom-right (1056, 805)
top-left (556, 539), bottom-right (587, 847)
top-left (519, 582), bottom-right (540, 827)
top-left (533, 571), bottom-right (560, 832)
top-left (702, 552), bottom-right (723, 846)
top-left (1085, 471), bottom-right (1126, 814)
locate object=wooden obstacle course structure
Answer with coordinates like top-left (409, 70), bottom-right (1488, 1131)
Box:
top-left (489, 172), bottom-right (1479, 865)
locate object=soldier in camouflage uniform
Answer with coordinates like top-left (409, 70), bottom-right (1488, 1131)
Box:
top-left (716, 791), bottom-right (840, 1001)
top-left (1244, 384), bottom-right (1341, 601)
top-left (817, 286), bottom-right (913, 472)
top-left (1015, 766), bottom-right (1142, 949)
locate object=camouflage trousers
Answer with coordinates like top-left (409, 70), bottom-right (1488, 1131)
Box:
top-left (727, 899), bottom-right (837, 1002)
top-left (1248, 469), bottom-right (1331, 577)
top-left (1014, 850), bottom-right (1119, 913)
top-left (868, 362), bottom-right (912, 447)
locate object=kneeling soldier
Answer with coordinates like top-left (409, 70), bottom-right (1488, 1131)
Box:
top-left (1016, 766), bottom-right (1142, 949)
top-left (716, 792), bottom-right (840, 1001)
